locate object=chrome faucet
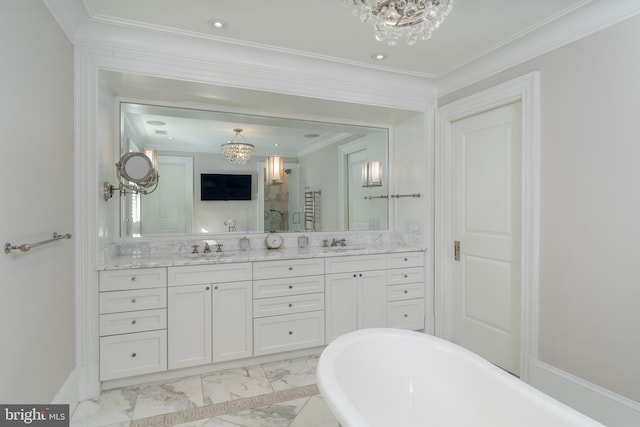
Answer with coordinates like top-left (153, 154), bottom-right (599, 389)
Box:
top-left (330, 238), bottom-right (346, 247)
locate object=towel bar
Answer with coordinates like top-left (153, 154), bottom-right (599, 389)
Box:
top-left (4, 232), bottom-right (72, 254)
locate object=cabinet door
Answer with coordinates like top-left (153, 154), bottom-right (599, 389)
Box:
top-left (325, 273), bottom-right (357, 342)
top-left (358, 270), bottom-right (387, 329)
top-left (212, 281), bottom-right (252, 362)
top-left (168, 284), bottom-right (212, 369)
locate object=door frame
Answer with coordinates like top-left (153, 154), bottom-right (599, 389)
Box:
top-left (434, 72), bottom-right (540, 382)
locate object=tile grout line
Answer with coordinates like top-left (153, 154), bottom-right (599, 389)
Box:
top-left (130, 384), bottom-right (320, 427)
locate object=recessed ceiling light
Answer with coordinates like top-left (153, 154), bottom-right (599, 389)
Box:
top-left (371, 53), bottom-right (387, 60)
top-left (209, 19), bottom-right (227, 30)
top-left (146, 120), bottom-right (166, 126)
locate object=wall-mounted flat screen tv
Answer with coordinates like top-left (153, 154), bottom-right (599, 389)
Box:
top-left (201, 173), bottom-right (252, 201)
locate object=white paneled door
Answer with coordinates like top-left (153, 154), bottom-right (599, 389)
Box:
top-left (142, 156), bottom-right (193, 235)
top-left (452, 101), bottom-right (522, 376)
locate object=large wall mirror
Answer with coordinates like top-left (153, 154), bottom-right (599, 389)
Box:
top-left (119, 102), bottom-right (389, 237)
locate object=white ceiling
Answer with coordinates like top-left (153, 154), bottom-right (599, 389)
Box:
top-left (84, 0), bottom-right (590, 79)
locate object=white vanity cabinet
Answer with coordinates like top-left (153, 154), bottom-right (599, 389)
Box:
top-left (98, 268), bottom-right (168, 381)
top-left (167, 263), bottom-right (252, 369)
top-left (97, 249), bottom-right (426, 381)
top-left (253, 258), bottom-right (325, 355)
top-left (386, 252), bottom-right (425, 331)
top-left (325, 254), bottom-right (387, 342)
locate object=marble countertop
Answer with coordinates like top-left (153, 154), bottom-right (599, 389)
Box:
top-left (97, 244), bottom-right (426, 271)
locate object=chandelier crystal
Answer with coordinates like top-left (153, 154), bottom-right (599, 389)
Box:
top-left (220, 128), bottom-right (255, 164)
top-left (346, 0), bottom-right (455, 45)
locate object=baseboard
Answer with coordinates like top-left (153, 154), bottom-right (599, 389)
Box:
top-left (51, 367), bottom-right (79, 413)
top-left (51, 363), bottom-right (101, 415)
top-left (531, 361), bottom-right (640, 427)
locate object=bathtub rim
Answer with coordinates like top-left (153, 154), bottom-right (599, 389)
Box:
top-left (316, 328), bottom-right (603, 427)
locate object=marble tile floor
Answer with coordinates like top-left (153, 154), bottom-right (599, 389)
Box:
top-left (71, 355), bottom-right (340, 427)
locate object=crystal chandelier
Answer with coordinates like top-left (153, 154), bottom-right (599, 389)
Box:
top-left (220, 128), bottom-right (255, 164)
top-left (346, 0), bottom-right (455, 45)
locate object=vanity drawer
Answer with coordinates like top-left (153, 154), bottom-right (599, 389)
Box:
top-left (387, 252), bottom-right (424, 269)
top-left (100, 309), bottom-right (167, 336)
top-left (387, 299), bottom-right (425, 331)
top-left (387, 283), bottom-right (425, 301)
top-left (325, 254), bottom-right (387, 274)
top-left (253, 293), bottom-right (324, 318)
top-left (99, 288), bottom-right (167, 314)
top-left (253, 311), bottom-right (325, 355)
top-left (100, 330), bottom-right (167, 380)
top-left (168, 262), bottom-right (252, 286)
top-left (253, 275), bottom-right (324, 299)
top-left (253, 258), bottom-right (324, 280)
top-left (386, 267), bottom-right (425, 286)
top-left (99, 268), bottom-right (167, 292)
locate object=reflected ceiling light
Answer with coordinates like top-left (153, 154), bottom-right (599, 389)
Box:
top-left (346, 0), bottom-right (456, 45)
top-left (220, 128), bottom-right (255, 164)
top-left (209, 19), bottom-right (227, 29)
top-left (362, 161), bottom-right (383, 187)
top-left (266, 155), bottom-right (284, 185)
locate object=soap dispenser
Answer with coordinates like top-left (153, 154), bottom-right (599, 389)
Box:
top-left (239, 236), bottom-right (250, 251)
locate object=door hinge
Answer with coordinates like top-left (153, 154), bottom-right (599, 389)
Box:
top-left (454, 240), bottom-right (460, 261)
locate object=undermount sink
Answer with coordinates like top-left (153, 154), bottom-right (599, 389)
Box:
top-left (323, 246), bottom-right (366, 252)
top-left (187, 252), bottom-right (226, 258)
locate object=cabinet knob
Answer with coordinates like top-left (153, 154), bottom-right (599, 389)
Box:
top-left (404, 274), bottom-right (408, 278)
top-left (288, 303), bottom-right (293, 307)
top-left (131, 319), bottom-right (137, 325)
top-left (404, 290), bottom-right (408, 294)
top-left (288, 331), bottom-right (293, 335)
top-left (404, 314), bottom-right (408, 318)
top-left (404, 258), bottom-right (408, 262)
top-left (359, 273), bottom-right (362, 277)
top-left (214, 286), bottom-right (219, 290)
top-left (131, 276), bottom-right (136, 281)
top-left (353, 274), bottom-right (357, 278)
top-left (289, 267), bottom-right (293, 271)
top-left (288, 285), bottom-right (293, 289)
top-left (206, 286), bottom-right (210, 291)
top-left (131, 352), bottom-right (137, 358)
top-left (131, 298), bottom-right (136, 303)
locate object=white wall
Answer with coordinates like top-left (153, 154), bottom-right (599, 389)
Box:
top-left (0, 0), bottom-right (74, 403)
top-left (393, 113), bottom-right (431, 236)
top-left (439, 13), bottom-right (640, 404)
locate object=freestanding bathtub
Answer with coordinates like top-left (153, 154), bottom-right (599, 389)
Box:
top-left (317, 328), bottom-right (603, 427)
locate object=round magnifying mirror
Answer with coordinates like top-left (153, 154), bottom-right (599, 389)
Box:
top-left (119, 152), bottom-right (153, 184)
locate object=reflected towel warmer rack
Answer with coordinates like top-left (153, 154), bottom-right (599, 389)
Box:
top-left (304, 190), bottom-right (321, 231)
top-left (4, 232), bottom-right (72, 254)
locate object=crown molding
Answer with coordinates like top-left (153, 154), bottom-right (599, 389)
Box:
top-left (437, 0), bottom-right (640, 96)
